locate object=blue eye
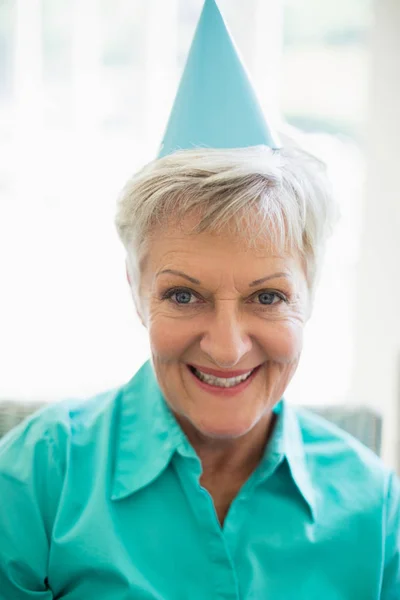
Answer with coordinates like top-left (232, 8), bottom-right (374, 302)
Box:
top-left (257, 292), bottom-right (282, 305)
top-left (173, 290), bottom-right (193, 304)
top-left (162, 288), bottom-right (197, 305)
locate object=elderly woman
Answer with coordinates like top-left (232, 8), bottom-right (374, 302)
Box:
top-left (1, 1), bottom-right (399, 598)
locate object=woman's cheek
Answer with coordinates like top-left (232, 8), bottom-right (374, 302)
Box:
top-left (264, 322), bottom-right (304, 362)
top-left (148, 317), bottom-right (189, 356)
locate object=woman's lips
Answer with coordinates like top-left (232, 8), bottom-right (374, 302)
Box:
top-left (186, 363), bottom-right (261, 397)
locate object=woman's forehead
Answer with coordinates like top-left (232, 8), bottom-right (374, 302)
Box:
top-left (141, 235), bottom-right (303, 288)
top-left (147, 221), bottom-right (289, 262)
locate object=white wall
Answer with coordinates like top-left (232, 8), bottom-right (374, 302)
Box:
top-left (351, 0), bottom-right (400, 470)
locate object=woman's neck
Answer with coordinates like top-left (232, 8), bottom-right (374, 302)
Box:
top-left (176, 411), bottom-right (277, 480)
top-left (175, 411), bottom-right (277, 526)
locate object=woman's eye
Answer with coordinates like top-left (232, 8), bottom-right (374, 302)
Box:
top-left (256, 292), bottom-right (284, 306)
top-left (163, 288), bottom-right (198, 305)
top-left (173, 290), bottom-right (196, 304)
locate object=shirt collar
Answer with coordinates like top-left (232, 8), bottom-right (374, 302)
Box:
top-left (111, 359), bottom-right (316, 520)
top-left (266, 400), bottom-right (317, 521)
top-left (111, 359), bottom-right (185, 501)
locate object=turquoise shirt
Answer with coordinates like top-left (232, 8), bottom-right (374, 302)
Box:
top-left (0, 359), bottom-right (399, 599)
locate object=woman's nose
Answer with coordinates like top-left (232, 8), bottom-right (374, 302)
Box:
top-left (199, 305), bottom-right (253, 368)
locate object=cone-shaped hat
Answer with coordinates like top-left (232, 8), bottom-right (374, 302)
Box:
top-left (157, 0), bottom-right (280, 158)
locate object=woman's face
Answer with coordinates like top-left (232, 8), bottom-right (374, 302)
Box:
top-left (132, 213), bottom-right (310, 440)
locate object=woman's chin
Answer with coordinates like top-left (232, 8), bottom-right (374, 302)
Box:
top-left (191, 416), bottom-right (257, 440)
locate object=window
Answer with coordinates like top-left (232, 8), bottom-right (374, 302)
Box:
top-left (0, 0), bottom-right (373, 407)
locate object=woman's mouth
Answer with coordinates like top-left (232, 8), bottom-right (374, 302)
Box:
top-left (187, 364), bottom-right (261, 396)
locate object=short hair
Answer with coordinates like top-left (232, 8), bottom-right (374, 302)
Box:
top-left (115, 141), bottom-right (338, 311)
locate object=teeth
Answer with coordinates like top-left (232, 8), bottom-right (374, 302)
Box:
top-left (192, 367), bottom-right (254, 388)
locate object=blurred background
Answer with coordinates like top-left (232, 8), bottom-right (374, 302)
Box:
top-left (0, 0), bottom-right (399, 469)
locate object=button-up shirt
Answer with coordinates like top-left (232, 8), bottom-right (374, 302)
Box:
top-left (0, 359), bottom-right (399, 599)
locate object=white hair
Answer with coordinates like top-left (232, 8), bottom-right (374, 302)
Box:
top-left (115, 141), bottom-right (338, 312)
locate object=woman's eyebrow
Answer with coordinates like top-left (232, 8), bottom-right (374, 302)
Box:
top-left (156, 269), bottom-right (290, 287)
top-left (157, 269), bottom-right (200, 284)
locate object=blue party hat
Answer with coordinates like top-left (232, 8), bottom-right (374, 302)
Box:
top-left (157, 0), bottom-right (280, 158)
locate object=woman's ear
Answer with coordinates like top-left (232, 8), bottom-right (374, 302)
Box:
top-left (125, 260), bottom-right (145, 327)
top-left (125, 261), bottom-right (132, 286)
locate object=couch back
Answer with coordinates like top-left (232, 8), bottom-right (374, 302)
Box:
top-left (0, 400), bottom-right (383, 456)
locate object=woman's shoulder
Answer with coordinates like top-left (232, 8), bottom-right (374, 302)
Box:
top-left (292, 404), bottom-right (394, 490)
top-left (0, 384), bottom-right (124, 465)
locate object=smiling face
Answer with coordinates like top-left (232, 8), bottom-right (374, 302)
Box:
top-left (130, 212), bottom-right (310, 441)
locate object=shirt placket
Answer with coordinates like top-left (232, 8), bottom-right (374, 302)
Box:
top-left (222, 452), bottom-right (284, 563)
top-left (173, 453), bottom-right (241, 600)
